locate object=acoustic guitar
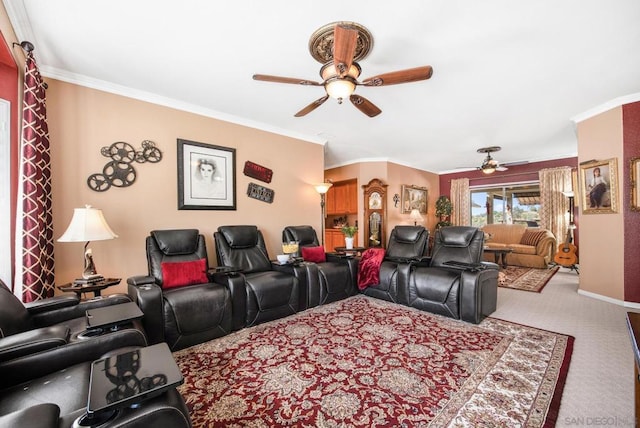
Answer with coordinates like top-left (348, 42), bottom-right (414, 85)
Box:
top-left (554, 228), bottom-right (578, 267)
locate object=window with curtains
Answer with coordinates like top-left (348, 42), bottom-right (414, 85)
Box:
top-left (470, 182), bottom-right (541, 227)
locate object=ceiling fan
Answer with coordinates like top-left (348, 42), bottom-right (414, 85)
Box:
top-left (477, 146), bottom-right (507, 174)
top-left (252, 22), bottom-right (433, 117)
top-left (456, 146), bottom-right (528, 174)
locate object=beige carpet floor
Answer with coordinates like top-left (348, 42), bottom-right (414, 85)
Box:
top-left (492, 267), bottom-right (636, 426)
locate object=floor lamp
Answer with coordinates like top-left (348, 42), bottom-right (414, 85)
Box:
top-left (314, 182), bottom-right (333, 247)
top-left (562, 190), bottom-right (576, 240)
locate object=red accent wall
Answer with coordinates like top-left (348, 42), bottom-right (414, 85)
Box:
top-left (623, 101), bottom-right (640, 302)
top-left (0, 32), bottom-right (20, 285)
top-left (438, 157), bottom-right (578, 197)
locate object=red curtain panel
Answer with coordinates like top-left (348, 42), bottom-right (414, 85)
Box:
top-left (20, 51), bottom-right (54, 302)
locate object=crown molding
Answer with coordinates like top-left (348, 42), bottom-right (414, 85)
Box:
top-left (571, 92), bottom-right (640, 124)
top-left (39, 65), bottom-right (326, 146)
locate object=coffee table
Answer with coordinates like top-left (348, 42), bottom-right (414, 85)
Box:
top-left (483, 247), bottom-right (513, 268)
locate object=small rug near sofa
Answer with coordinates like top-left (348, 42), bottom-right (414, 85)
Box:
top-left (174, 296), bottom-right (573, 427)
top-left (498, 266), bottom-right (560, 293)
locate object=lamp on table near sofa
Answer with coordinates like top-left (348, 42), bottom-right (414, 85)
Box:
top-left (58, 205), bottom-right (118, 281)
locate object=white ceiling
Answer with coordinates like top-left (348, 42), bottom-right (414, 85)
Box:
top-left (4, 0), bottom-right (640, 173)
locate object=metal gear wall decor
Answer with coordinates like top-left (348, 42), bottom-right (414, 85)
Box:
top-left (87, 140), bottom-right (162, 192)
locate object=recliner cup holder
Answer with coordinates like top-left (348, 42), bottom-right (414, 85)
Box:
top-left (76, 328), bottom-right (104, 340)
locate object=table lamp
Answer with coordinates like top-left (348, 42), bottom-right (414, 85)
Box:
top-left (58, 205), bottom-right (118, 280)
top-left (409, 209), bottom-right (424, 226)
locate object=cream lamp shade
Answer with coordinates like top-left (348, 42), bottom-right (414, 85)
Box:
top-left (409, 209), bottom-right (424, 225)
top-left (58, 205), bottom-right (118, 279)
top-left (314, 182), bottom-right (333, 194)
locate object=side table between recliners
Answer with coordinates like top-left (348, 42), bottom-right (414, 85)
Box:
top-left (58, 278), bottom-right (121, 298)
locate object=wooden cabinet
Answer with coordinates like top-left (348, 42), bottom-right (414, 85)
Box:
top-left (325, 229), bottom-right (359, 252)
top-left (346, 180), bottom-right (357, 213)
top-left (325, 186), bottom-right (336, 214)
top-left (333, 184), bottom-right (348, 213)
top-left (325, 230), bottom-right (343, 252)
top-left (326, 179), bottom-right (357, 215)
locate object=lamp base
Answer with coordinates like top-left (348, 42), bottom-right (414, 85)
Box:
top-left (83, 247), bottom-right (99, 279)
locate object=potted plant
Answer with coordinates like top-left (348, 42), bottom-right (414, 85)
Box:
top-left (341, 225), bottom-right (358, 249)
top-left (435, 195), bottom-right (453, 229)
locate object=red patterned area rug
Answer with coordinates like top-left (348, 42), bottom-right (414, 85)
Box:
top-left (498, 266), bottom-right (560, 293)
top-left (174, 296), bottom-right (573, 427)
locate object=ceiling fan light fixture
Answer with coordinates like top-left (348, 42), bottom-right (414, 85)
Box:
top-left (320, 62), bottom-right (360, 103)
top-left (320, 62), bottom-right (361, 80)
top-left (482, 165), bottom-right (496, 174)
top-left (324, 77), bottom-right (357, 103)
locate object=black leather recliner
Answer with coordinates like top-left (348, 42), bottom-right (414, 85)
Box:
top-left (214, 225), bottom-right (299, 327)
top-left (360, 225), bottom-right (430, 303)
top-left (127, 229), bottom-right (238, 351)
top-left (406, 226), bottom-right (498, 324)
top-left (0, 345), bottom-right (192, 427)
top-left (0, 279), bottom-right (146, 386)
top-left (282, 225), bottom-right (357, 309)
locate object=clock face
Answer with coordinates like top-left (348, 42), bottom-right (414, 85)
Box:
top-left (369, 192), bottom-right (382, 209)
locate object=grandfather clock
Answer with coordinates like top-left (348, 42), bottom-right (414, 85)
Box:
top-left (362, 178), bottom-right (388, 248)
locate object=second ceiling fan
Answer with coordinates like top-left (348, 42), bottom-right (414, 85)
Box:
top-left (253, 22), bottom-right (433, 117)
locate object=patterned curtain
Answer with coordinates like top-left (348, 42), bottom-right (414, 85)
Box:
top-left (20, 50), bottom-right (54, 302)
top-left (451, 178), bottom-right (470, 226)
top-left (539, 167), bottom-right (572, 242)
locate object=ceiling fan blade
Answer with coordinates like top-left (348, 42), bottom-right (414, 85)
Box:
top-left (350, 94), bottom-right (382, 117)
top-left (496, 166), bottom-right (509, 171)
top-left (332, 24), bottom-right (358, 76)
top-left (253, 74), bottom-right (322, 86)
top-left (362, 66), bottom-right (433, 86)
top-left (502, 160), bottom-right (529, 167)
top-left (294, 95), bottom-right (329, 117)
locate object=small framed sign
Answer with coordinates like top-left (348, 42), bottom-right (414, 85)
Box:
top-left (243, 161), bottom-right (273, 183)
top-left (247, 183), bottom-right (274, 203)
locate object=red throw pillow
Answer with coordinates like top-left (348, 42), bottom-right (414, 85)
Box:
top-left (519, 230), bottom-right (547, 246)
top-left (161, 258), bottom-right (208, 289)
top-left (301, 246), bottom-right (326, 263)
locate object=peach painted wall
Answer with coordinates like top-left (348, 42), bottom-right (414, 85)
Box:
top-left (325, 161), bottom-right (439, 246)
top-left (386, 162), bottom-right (439, 234)
top-left (576, 106), bottom-right (625, 300)
top-left (46, 79), bottom-right (325, 294)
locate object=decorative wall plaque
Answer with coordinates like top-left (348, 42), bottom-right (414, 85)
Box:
top-left (243, 161), bottom-right (273, 183)
top-left (247, 183), bottom-right (274, 203)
